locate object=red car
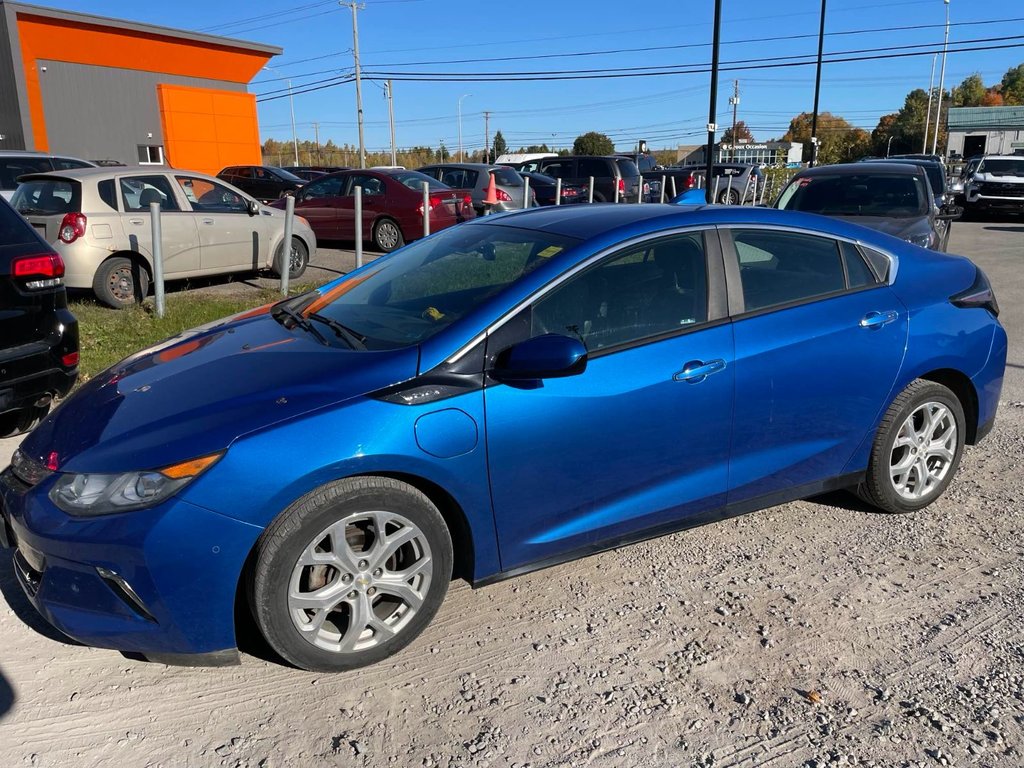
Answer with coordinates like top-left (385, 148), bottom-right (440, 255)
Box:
top-left (272, 169), bottom-right (474, 252)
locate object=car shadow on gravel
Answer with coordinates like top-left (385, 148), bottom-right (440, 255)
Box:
top-left (807, 489), bottom-right (879, 513)
top-left (982, 226), bottom-right (1024, 233)
top-left (0, 554), bottom-right (80, 647)
top-left (0, 667), bottom-right (12, 719)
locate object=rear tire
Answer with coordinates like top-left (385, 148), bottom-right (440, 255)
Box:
top-left (249, 477), bottom-right (453, 672)
top-left (856, 379), bottom-right (965, 514)
top-left (93, 256), bottom-right (148, 309)
top-left (372, 217), bottom-right (405, 253)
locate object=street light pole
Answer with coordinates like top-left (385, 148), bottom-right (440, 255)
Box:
top-left (704, 0), bottom-right (723, 204)
top-left (809, 0), bottom-right (827, 168)
top-left (263, 66), bottom-right (299, 166)
top-left (931, 0), bottom-right (950, 157)
top-left (923, 54), bottom-right (937, 154)
top-left (341, 1), bottom-right (367, 168)
top-left (458, 94), bottom-right (471, 162)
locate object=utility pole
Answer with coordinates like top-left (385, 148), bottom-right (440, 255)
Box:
top-left (483, 111), bottom-right (491, 163)
top-left (809, 0), bottom-right (827, 167)
top-left (923, 54), bottom-right (937, 154)
top-left (386, 80), bottom-right (397, 166)
top-left (704, 0), bottom-right (722, 203)
top-left (931, 0), bottom-right (950, 156)
top-left (341, 1), bottom-right (366, 168)
top-left (728, 79), bottom-right (739, 163)
top-left (314, 122), bottom-right (321, 165)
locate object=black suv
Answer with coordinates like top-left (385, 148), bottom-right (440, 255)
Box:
top-left (0, 196), bottom-right (78, 437)
top-left (217, 165), bottom-right (306, 202)
top-left (537, 155), bottom-right (642, 203)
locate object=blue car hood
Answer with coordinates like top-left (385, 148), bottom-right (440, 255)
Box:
top-left (22, 310), bottom-right (419, 473)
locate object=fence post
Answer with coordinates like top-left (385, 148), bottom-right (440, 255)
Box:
top-left (588, 176), bottom-right (595, 204)
top-left (422, 181), bottom-right (430, 235)
top-left (149, 201), bottom-right (165, 318)
top-left (637, 174), bottom-right (644, 204)
top-left (354, 186), bottom-right (363, 269)
top-left (660, 175), bottom-right (667, 203)
top-left (523, 175), bottom-right (531, 209)
top-left (554, 177), bottom-right (562, 206)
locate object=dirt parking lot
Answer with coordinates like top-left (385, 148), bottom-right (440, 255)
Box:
top-left (1, 221), bottom-right (1022, 768)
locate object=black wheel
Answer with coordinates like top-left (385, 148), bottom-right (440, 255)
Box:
top-left (592, 193), bottom-right (606, 203)
top-left (248, 477), bottom-right (453, 672)
top-left (273, 237), bottom-right (309, 280)
top-left (92, 256), bottom-right (148, 309)
top-left (718, 188), bottom-right (740, 205)
top-left (0, 404), bottom-right (49, 438)
top-left (857, 379), bottom-right (965, 514)
top-left (372, 217), bottom-right (405, 253)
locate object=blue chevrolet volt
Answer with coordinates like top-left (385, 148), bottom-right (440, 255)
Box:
top-left (0, 204), bottom-right (1006, 672)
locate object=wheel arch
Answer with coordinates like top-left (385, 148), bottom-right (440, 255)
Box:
top-left (105, 250), bottom-right (153, 281)
top-left (919, 368), bottom-right (980, 444)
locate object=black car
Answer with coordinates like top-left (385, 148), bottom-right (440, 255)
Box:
top-left (860, 157), bottom-right (953, 249)
top-left (216, 165), bottom-right (306, 202)
top-left (775, 162), bottom-right (960, 252)
top-left (0, 195), bottom-right (78, 437)
top-left (281, 167), bottom-right (329, 182)
top-left (518, 171), bottom-right (588, 206)
top-left (537, 155), bottom-right (642, 203)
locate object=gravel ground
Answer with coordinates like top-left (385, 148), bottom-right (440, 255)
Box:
top-left (0, 221), bottom-right (1022, 768)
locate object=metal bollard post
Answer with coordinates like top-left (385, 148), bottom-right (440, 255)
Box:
top-left (761, 177), bottom-right (769, 206)
top-left (741, 175), bottom-right (752, 206)
top-left (712, 175), bottom-right (721, 202)
top-left (660, 175), bottom-right (667, 203)
top-left (637, 174), bottom-right (644, 204)
top-left (422, 181), bottom-right (430, 235)
top-left (149, 201), bottom-right (164, 317)
top-left (588, 176), bottom-right (595, 204)
top-left (554, 178), bottom-right (561, 206)
top-left (354, 186), bottom-right (363, 269)
top-left (751, 176), bottom-right (758, 207)
top-left (614, 181), bottom-right (620, 204)
top-left (280, 195), bottom-right (294, 296)
top-left (523, 176), bottom-right (531, 209)
top-left (671, 176), bottom-right (678, 198)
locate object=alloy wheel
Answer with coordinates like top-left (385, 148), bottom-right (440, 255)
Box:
top-left (376, 221), bottom-right (400, 250)
top-left (889, 401), bottom-right (957, 501)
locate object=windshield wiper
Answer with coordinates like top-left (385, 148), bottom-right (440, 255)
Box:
top-left (272, 304), bottom-right (330, 346)
top-left (16, 207), bottom-right (54, 216)
top-left (308, 312), bottom-right (367, 350)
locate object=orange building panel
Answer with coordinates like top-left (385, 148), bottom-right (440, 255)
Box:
top-left (158, 84), bottom-right (262, 175)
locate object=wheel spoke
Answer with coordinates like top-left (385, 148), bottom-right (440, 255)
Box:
top-left (290, 583), bottom-right (346, 612)
top-left (389, 554), bottom-right (432, 582)
top-left (326, 520), bottom-right (363, 573)
top-left (375, 577), bottom-right (425, 610)
top-left (370, 524), bottom-right (418, 569)
top-left (338, 593), bottom-right (372, 652)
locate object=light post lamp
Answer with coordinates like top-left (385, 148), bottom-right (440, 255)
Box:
top-left (263, 66), bottom-right (299, 166)
top-left (458, 94), bottom-right (471, 162)
top-left (931, 0), bottom-right (950, 156)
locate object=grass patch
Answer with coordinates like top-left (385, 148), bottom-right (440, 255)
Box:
top-left (72, 284), bottom-right (319, 384)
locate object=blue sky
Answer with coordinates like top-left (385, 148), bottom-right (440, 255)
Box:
top-left (38, 0), bottom-right (1024, 153)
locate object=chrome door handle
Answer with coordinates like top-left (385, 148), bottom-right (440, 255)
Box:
top-left (673, 358), bottom-right (726, 383)
top-left (859, 310), bottom-right (899, 329)
top-left (128, 218), bottom-right (144, 225)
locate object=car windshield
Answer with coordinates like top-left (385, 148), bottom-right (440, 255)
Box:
top-left (777, 173), bottom-right (927, 218)
top-left (390, 171), bottom-right (451, 191)
top-left (978, 158), bottom-right (1024, 176)
top-left (875, 161), bottom-right (944, 194)
top-left (269, 167), bottom-right (304, 182)
top-left (291, 224), bottom-right (580, 350)
top-left (11, 178), bottom-right (79, 215)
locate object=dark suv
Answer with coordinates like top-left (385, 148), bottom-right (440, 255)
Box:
top-left (0, 195), bottom-right (78, 437)
top-left (537, 156), bottom-right (641, 203)
top-left (217, 165), bottom-right (306, 202)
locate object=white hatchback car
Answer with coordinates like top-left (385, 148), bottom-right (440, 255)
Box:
top-left (10, 167), bottom-right (317, 308)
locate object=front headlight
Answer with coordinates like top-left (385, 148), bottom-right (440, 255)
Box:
top-left (907, 233), bottom-right (932, 248)
top-left (49, 453), bottom-right (222, 516)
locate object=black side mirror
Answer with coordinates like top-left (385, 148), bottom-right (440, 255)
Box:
top-left (492, 334), bottom-right (587, 381)
top-left (936, 203), bottom-right (962, 221)
top-left (247, 200), bottom-right (260, 216)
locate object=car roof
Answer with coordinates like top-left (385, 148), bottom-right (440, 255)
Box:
top-left (420, 163), bottom-right (504, 170)
top-left (980, 155), bottom-right (1024, 160)
top-left (16, 166), bottom-right (222, 181)
top-left (797, 162), bottom-right (922, 177)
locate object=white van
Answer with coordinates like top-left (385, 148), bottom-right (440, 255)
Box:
top-left (494, 152), bottom-right (557, 172)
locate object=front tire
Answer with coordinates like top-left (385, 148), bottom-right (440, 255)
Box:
top-left (718, 188), bottom-right (740, 205)
top-left (272, 237), bottom-right (309, 280)
top-left (249, 477), bottom-right (453, 672)
top-left (857, 379), bottom-right (965, 514)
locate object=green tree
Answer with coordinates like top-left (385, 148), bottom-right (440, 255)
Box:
top-left (572, 131), bottom-right (615, 155)
top-left (1001, 64), bottom-right (1024, 105)
top-left (721, 120), bottom-right (754, 144)
top-left (519, 144), bottom-right (551, 153)
top-left (438, 141), bottom-right (449, 162)
top-left (492, 130), bottom-right (508, 159)
top-left (951, 74), bottom-right (986, 107)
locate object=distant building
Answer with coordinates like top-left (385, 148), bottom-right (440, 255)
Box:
top-left (946, 106), bottom-right (1024, 159)
top-left (676, 141), bottom-right (803, 167)
top-left (0, 1), bottom-right (280, 174)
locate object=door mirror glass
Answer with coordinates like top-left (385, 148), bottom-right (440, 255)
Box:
top-left (492, 334), bottom-right (587, 380)
top-left (248, 199), bottom-right (261, 216)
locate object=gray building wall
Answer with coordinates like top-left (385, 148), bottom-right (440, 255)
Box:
top-left (0, 3), bottom-right (28, 150)
top-left (947, 129), bottom-right (1024, 159)
top-left (37, 60), bottom-right (246, 164)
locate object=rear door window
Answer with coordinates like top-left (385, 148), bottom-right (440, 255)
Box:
top-left (11, 178), bottom-right (80, 215)
top-left (346, 174), bottom-right (385, 196)
top-left (119, 175), bottom-right (180, 212)
top-left (539, 160), bottom-right (573, 179)
top-left (176, 176), bottom-right (248, 213)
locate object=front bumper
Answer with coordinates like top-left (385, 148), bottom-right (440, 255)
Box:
top-left (0, 468), bottom-right (263, 658)
top-left (965, 193), bottom-right (1024, 212)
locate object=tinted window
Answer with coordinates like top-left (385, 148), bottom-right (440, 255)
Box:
top-left (303, 225), bottom-right (580, 350)
top-left (492, 167), bottom-right (523, 186)
top-left (176, 176), bottom-right (248, 213)
top-left (579, 158), bottom-right (610, 178)
top-left (268, 167), bottom-right (304, 183)
top-left (347, 174), bottom-right (385, 196)
top-left (0, 196), bottom-right (39, 246)
top-left (533, 232), bottom-right (708, 352)
top-left (860, 246), bottom-right (891, 282)
top-left (53, 157), bottom-right (92, 170)
top-left (440, 169), bottom-right (477, 188)
top-left (120, 176), bottom-right (180, 212)
top-left (635, 155), bottom-right (657, 173)
top-left (390, 171), bottom-right (449, 191)
top-left (732, 229), bottom-right (846, 312)
top-left (301, 175), bottom-right (345, 199)
top-left (614, 158), bottom-right (640, 178)
top-left (97, 179), bottom-right (118, 210)
top-left (841, 241), bottom-right (877, 288)
top-left (0, 158), bottom-right (52, 190)
top-left (11, 178), bottom-right (79, 215)
top-left (777, 173), bottom-right (927, 218)
top-left (540, 160), bottom-right (573, 179)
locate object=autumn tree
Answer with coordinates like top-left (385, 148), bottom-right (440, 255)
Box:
top-left (1001, 64), bottom-right (1024, 105)
top-left (782, 112), bottom-right (869, 164)
top-left (721, 120), bottom-right (754, 144)
top-left (951, 74), bottom-right (986, 107)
